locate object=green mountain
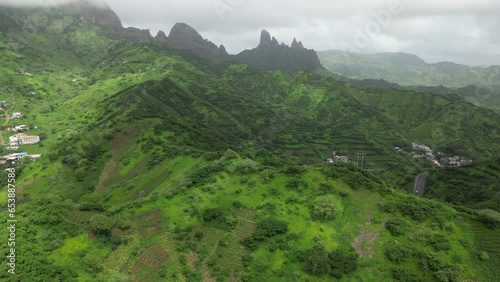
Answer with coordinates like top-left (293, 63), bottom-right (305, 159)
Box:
top-left (317, 51), bottom-right (500, 113)
top-left (318, 50), bottom-right (500, 88)
top-left (0, 2), bottom-right (499, 282)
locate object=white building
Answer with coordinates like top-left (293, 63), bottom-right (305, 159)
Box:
top-left (12, 111), bottom-right (23, 119)
top-left (9, 132), bottom-right (40, 145)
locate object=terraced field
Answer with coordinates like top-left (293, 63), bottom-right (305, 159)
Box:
top-left (131, 208), bottom-right (165, 239)
top-left (127, 166), bottom-right (172, 200)
top-left (470, 221), bottom-right (500, 281)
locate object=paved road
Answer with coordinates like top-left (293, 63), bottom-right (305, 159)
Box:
top-left (414, 172), bottom-right (429, 197)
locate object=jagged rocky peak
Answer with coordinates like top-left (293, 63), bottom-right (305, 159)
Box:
top-left (219, 44), bottom-right (227, 54)
top-left (155, 30), bottom-right (169, 42)
top-left (259, 29), bottom-right (273, 46)
top-left (234, 28), bottom-right (323, 73)
top-left (291, 38), bottom-right (304, 49)
top-left (169, 23), bottom-right (202, 41)
top-left (167, 22), bottom-right (229, 61)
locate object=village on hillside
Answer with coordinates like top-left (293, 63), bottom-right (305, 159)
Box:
top-left (0, 101), bottom-right (43, 165)
top-left (324, 142), bottom-right (473, 169)
top-left (326, 151), bottom-right (351, 164)
top-left (395, 143), bottom-right (472, 167)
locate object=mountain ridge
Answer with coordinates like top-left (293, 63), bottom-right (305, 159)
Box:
top-left (234, 29), bottom-right (323, 73)
top-left (318, 49), bottom-right (500, 88)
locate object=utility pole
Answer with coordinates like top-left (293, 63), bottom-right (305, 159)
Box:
top-left (361, 153), bottom-right (366, 171)
top-left (356, 153), bottom-right (360, 171)
top-left (356, 153), bottom-right (366, 172)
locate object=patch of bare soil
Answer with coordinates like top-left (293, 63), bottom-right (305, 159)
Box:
top-left (352, 213), bottom-right (379, 259)
top-left (352, 228), bottom-right (379, 259)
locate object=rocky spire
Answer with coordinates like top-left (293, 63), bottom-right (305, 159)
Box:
top-left (219, 45), bottom-right (229, 56)
top-left (259, 29), bottom-right (272, 47)
top-left (291, 38), bottom-right (303, 49)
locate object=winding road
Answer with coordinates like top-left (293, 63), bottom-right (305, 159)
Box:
top-left (414, 172), bottom-right (429, 197)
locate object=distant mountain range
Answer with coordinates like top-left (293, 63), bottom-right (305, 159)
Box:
top-left (318, 50), bottom-right (500, 112)
top-left (318, 50), bottom-right (500, 88)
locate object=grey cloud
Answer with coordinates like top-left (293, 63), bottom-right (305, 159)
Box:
top-left (1, 0), bottom-right (499, 65)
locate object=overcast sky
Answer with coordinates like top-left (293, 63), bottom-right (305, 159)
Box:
top-left (3, 0), bottom-right (500, 66)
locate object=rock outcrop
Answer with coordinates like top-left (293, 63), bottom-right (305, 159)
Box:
top-left (234, 30), bottom-right (322, 73)
top-left (167, 23), bottom-right (229, 61)
top-left (154, 30), bottom-right (169, 43)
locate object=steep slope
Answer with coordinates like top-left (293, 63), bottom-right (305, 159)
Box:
top-left (426, 159), bottom-right (500, 211)
top-left (349, 86), bottom-right (500, 159)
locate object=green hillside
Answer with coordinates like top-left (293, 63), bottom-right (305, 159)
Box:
top-left (348, 86), bottom-right (500, 158)
top-left (318, 50), bottom-right (500, 113)
top-left (318, 50), bottom-right (500, 88)
top-left (0, 2), bottom-right (499, 282)
top-left (426, 159), bottom-right (500, 211)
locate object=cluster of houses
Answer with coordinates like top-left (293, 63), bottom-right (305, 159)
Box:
top-left (326, 151), bottom-right (351, 164)
top-left (394, 143), bottom-right (472, 167)
top-left (440, 155), bottom-right (473, 166)
top-left (411, 143), bottom-right (439, 164)
top-left (0, 152), bottom-right (42, 165)
top-left (0, 98), bottom-right (44, 165)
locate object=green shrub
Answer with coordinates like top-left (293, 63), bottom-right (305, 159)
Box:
top-left (253, 218), bottom-right (288, 241)
top-left (202, 208), bottom-right (237, 231)
top-left (385, 244), bottom-right (410, 263)
top-left (391, 268), bottom-right (420, 282)
top-left (435, 266), bottom-right (462, 282)
top-left (386, 218), bottom-right (411, 236)
top-left (311, 195), bottom-right (343, 220)
top-left (300, 246), bottom-right (358, 279)
top-left (228, 159), bottom-right (260, 174)
top-left (328, 249), bottom-right (359, 279)
top-left (241, 218), bottom-right (289, 250)
top-left (89, 214), bottom-right (113, 235)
